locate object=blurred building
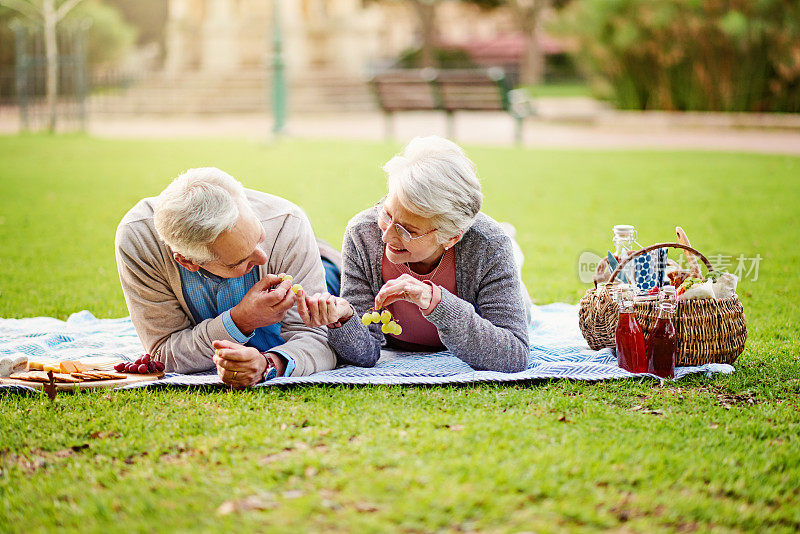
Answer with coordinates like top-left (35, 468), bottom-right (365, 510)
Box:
top-left (94, 0), bottom-right (539, 114)
top-left (163, 0), bottom-right (521, 74)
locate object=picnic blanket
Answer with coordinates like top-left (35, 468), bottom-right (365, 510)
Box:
top-left (0, 304), bottom-right (734, 392)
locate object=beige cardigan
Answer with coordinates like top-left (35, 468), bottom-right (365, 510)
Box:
top-left (114, 189), bottom-right (336, 375)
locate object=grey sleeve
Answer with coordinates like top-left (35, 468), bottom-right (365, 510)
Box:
top-left (327, 225), bottom-right (383, 367)
top-left (424, 236), bottom-right (529, 373)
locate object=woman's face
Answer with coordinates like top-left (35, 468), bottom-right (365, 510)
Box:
top-left (378, 193), bottom-right (446, 268)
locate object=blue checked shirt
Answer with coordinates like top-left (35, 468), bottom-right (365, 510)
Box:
top-left (178, 267), bottom-right (295, 379)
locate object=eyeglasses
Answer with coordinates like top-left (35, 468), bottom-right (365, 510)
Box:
top-left (375, 200), bottom-right (437, 243)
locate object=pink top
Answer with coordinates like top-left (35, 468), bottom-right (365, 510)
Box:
top-left (381, 245), bottom-right (458, 351)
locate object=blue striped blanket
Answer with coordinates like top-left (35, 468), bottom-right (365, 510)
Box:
top-left (0, 304), bottom-right (733, 392)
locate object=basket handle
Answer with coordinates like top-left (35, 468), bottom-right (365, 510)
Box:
top-left (608, 242), bottom-right (713, 283)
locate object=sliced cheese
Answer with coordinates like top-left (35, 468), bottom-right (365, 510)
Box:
top-left (60, 361), bottom-right (80, 374)
top-left (28, 359), bottom-right (57, 371)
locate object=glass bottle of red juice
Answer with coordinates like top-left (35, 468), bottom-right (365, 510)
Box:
top-left (647, 285), bottom-right (677, 378)
top-left (615, 284), bottom-right (647, 373)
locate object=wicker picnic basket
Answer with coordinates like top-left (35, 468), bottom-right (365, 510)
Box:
top-left (578, 242), bottom-right (747, 366)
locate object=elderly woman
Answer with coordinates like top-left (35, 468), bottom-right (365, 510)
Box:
top-left (297, 136), bottom-right (530, 372)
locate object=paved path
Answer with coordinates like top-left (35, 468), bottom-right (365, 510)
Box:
top-left (2, 104), bottom-right (799, 155)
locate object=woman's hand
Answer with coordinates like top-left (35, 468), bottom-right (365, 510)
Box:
top-left (212, 339), bottom-right (269, 388)
top-left (296, 289), bottom-right (354, 328)
top-left (374, 274), bottom-right (433, 310)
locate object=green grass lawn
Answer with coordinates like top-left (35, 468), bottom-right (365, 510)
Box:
top-left (524, 82), bottom-right (593, 98)
top-left (1, 135), bottom-right (798, 532)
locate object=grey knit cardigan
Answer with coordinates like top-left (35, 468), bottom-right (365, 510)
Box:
top-left (328, 208), bottom-right (530, 373)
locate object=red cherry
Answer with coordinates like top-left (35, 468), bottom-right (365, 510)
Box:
top-left (125, 363), bottom-right (137, 373)
top-left (137, 364), bottom-right (148, 374)
top-left (154, 361), bottom-right (165, 372)
top-left (141, 354), bottom-right (151, 365)
top-left (114, 363), bottom-right (126, 372)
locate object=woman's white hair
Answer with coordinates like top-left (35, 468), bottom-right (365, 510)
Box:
top-left (154, 167), bottom-right (252, 264)
top-left (383, 136), bottom-right (483, 242)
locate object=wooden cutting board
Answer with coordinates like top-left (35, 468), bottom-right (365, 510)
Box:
top-left (0, 372), bottom-right (166, 391)
top-left (0, 357), bottom-right (165, 390)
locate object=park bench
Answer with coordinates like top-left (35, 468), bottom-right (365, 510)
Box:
top-left (370, 67), bottom-right (535, 144)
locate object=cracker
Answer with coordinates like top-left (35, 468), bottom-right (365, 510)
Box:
top-left (52, 373), bottom-right (82, 383)
top-left (71, 372), bottom-right (102, 381)
top-left (93, 372), bottom-right (127, 380)
top-left (11, 371), bottom-right (51, 383)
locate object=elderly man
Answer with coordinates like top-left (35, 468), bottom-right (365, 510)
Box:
top-left (115, 167), bottom-right (339, 387)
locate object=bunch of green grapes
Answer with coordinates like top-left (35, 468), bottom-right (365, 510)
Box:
top-left (361, 308), bottom-right (403, 335)
top-left (280, 274), bottom-right (303, 294)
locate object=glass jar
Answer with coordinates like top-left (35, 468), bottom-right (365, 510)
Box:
top-left (612, 225), bottom-right (641, 287)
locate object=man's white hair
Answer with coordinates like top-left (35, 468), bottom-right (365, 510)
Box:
top-left (383, 136), bottom-right (483, 243)
top-left (154, 167), bottom-right (252, 264)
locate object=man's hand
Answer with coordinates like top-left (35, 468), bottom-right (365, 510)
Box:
top-left (212, 340), bottom-right (269, 388)
top-left (296, 289), bottom-right (353, 328)
top-left (230, 274), bottom-right (295, 335)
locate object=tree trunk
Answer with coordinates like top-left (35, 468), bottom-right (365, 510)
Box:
top-left (43, 0), bottom-right (58, 133)
top-left (510, 0), bottom-right (546, 86)
top-left (520, 21), bottom-right (544, 85)
top-left (410, 0), bottom-right (437, 68)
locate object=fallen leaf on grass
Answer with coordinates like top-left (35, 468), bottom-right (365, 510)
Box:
top-left (217, 492), bottom-right (277, 515)
top-left (304, 466), bottom-right (318, 478)
top-left (714, 391), bottom-right (759, 409)
top-left (1, 452), bottom-right (46, 473)
top-left (631, 405), bottom-right (643, 411)
top-left (354, 502), bottom-right (380, 513)
top-left (641, 409), bottom-right (663, 416)
top-left (55, 444), bottom-right (89, 458)
top-left (447, 424), bottom-right (465, 431)
top-left (709, 423), bottom-right (719, 429)
top-left (557, 415), bottom-right (568, 422)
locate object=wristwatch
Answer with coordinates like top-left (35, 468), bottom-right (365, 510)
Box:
top-left (260, 352), bottom-right (277, 382)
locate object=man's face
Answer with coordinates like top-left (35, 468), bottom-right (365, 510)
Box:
top-left (200, 215), bottom-right (268, 279)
